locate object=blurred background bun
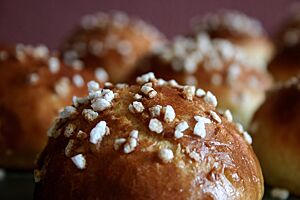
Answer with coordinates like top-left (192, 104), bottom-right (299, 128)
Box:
top-left (0, 44), bottom-right (97, 169)
top-left (191, 10), bottom-right (274, 69)
top-left (251, 77), bottom-right (300, 196)
top-left (60, 11), bottom-right (165, 83)
top-left (131, 33), bottom-right (272, 127)
top-left (269, 8), bottom-right (300, 82)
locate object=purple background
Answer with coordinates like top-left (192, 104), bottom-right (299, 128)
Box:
top-left (0, 0), bottom-right (298, 49)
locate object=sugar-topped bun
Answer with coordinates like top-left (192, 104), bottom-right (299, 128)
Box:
top-left (269, 10), bottom-right (300, 82)
top-left (191, 10), bottom-right (274, 69)
top-left (251, 77), bottom-right (300, 196)
top-left (34, 73), bottom-right (263, 200)
top-left (0, 44), bottom-right (97, 169)
top-left (60, 11), bottom-right (165, 83)
top-left (131, 33), bottom-right (272, 127)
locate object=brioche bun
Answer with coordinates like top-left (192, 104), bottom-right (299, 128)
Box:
top-left (251, 77), bottom-right (300, 196)
top-left (0, 44), bottom-right (96, 169)
top-left (131, 34), bottom-right (272, 127)
top-left (191, 10), bottom-right (274, 69)
top-left (34, 73), bottom-right (263, 200)
top-left (61, 11), bottom-right (165, 83)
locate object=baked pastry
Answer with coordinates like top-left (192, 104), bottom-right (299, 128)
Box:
top-left (0, 44), bottom-right (96, 169)
top-left (269, 10), bottom-right (300, 82)
top-left (251, 77), bottom-right (300, 196)
top-left (60, 11), bottom-right (165, 83)
top-left (34, 73), bottom-right (263, 200)
top-left (131, 33), bottom-right (272, 127)
top-left (191, 10), bottom-right (274, 69)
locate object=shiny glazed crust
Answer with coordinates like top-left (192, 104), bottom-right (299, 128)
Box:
top-left (34, 73), bottom-right (263, 200)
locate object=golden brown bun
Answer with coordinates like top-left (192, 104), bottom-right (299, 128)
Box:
top-left (191, 10), bottom-right (274, 69)
top-left (251, 77), bottom-right (300, 196)
top-left (0, 44), bottom-right (97, 169)
top-left (130, 34), bottom-right (273, 127)
top-left (270, 10), bottom-right (300, 82)
top-left (34, 73), bottom-right (263, 200)
top-left (60, 11), bottom-right (165, 83)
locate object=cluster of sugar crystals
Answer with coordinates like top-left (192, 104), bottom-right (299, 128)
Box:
top-left (63, 11), bottom-right (164, 77)
top-left (156, 32), bottom-right (258, 89)
top-left (123, 130), bottom-right (139, 153)
top-left (48, 72), bottom-right (253, 170)
top-left (15, 44), bottom-right (49, 61)
top-left (82, 109), bottom-right (99, 122)
top-left (149, 105), bottom-right (162, 117)
top-left (140, 83), bottom-right (157, 98)
top-left (193, 10), bottom-right (264, 37)
top-left (80, 11), bottom-right (163, 39)
top-left (114, 130), bottom-right (139, 154)
top-left (89, 81), bottom-right (115, 112)
top-left (174, 121), bottom-right (189, 138)
top-left (129, 101), bottom-right (144, 113)
top-left (7, 44), bottom-right (91, 95)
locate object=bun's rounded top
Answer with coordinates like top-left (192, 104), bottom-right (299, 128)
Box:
top-left (251, 76), bottom-right (300, 195)
top-left (131, 33), bottom-right (272, 126)
top-left (61, 11), bottom-right (165, 83)
top-left (0, 44), bottom-right (96, 169)
top-left (191, 10), bottom-right (266, 39)
top-left (191, 10), bottom-right (273, 69)
top-left (34, 72), bottom-right (263, 200)
top-left (149, 33), bottom-right (271, 89)
top-left (254, 76), bottom-right (300, 123)
top-left (0, 43), bottom-right (97, 98)
top-left (143, 33), bottom-right (270, 86)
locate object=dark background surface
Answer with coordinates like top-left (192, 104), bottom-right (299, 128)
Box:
top-left (0, 171), bottom-right (300, 200)
top-left (0, 0), bottom-right (299, 49)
